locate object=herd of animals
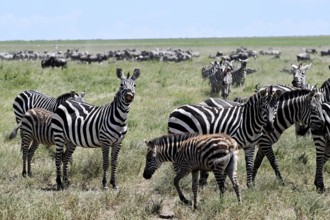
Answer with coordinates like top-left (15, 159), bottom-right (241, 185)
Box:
top-left (5, 45), bottom-right (330, 209)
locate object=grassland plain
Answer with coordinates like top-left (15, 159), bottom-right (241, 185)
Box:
top-left (1, 36), bottom-right (330, 220)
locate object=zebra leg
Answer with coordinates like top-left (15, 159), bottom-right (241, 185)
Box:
top-left (55, 144), bottom-right (64, 191)
top-left (243, 146), bottom-right (255, 188)
top-left (191, 170), bottom-right (199, 210)
top-left (314, 155), bottom-right (326, 193)
top-left (101, 146), bottom-right (110, 190)
top-left (213, 170), bottom-right (227, 198)
top-left (21, 131), bottom-right (30, 177)
top-left (109, 144), bottom-right (121, 190)
top-left (62, 143), bottom-right (76, 189)
top-left (254, 146), bottom-right (284, 184)
top-left (225, 153), bottom-right (241, 203)
top-left (312, 135), bottom-right (327, 192)
top-left (174, 167), bottom-right (191, 206)
top-left (27, 140), bottom-right (39, 177)
top-left (199, 171), bottom-right (209, 187)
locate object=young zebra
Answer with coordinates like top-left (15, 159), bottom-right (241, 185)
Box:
top-left (20, 108), bottom-right (72, 177)
top-left (10, 90), bottom-right (85, 139)
top-left (143, 133), bottom-right (241, 209)
top-left (51, 68), bottom-right (140, 190)
top-left (168, 86), bottom-right (282, 187)
top-left (20, 91), bottom-right (86, 177)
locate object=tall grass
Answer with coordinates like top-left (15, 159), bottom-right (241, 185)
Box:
top-left (1, 37), bottom-right (330, 219)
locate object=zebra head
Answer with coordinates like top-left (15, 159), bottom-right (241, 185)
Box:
top-left (143, 139), bottom-right (161, 180)
top-left (291, 63), bottom-right (312, 88)
top-left (116, 68), bottom-right (140, 105)
top-left (259, 86), bottom-right (282, 132)
top-left (70, 91), bottom-right (86, 102)
top-left (303, 88), bottom-right (325, 134)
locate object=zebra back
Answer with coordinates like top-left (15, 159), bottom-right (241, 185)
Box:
top-left (144, 133), bottom-right (238, 174)
top-left (319, 77), bottom-right (330, 102)
top-left (168, 86), bottom-right (281, 148)
top-left (10, 90), bottom-right (85, 139)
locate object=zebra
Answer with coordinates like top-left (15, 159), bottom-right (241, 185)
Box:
top-left (251, 88), bottom-right (324, 185)
top-left (201, 61), bottom-right (233, 99)
top-left (20, 108), bottom-right (62, 177)
top-left (51, 68), bottom-right (140, 190)
top-left (291, 63), bottom-right (312, 88)
top-left (231, 59), bottom-right (248, 87)
top-left (143, 133), bottom-right (241, 209)
top-left (10, 90), bottom-right (85, 139)
top-left (168, 86), bottom-right (282, 187)
top-left (309, 78), bottom-right (330, 192)
top-left (20, 91), bottom-right (86, 177)
top-left (201, 86), bottom-right (324, 187)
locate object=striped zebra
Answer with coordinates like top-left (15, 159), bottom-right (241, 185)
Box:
top-left (51, 68), bottom-right (140, 190)
top-left (231, 59), bottom-right (248, 87)
top-left (309, 78), bottom-right (330, 192)
top-left (20, 92), bottom-right (85, 177)
top-left (291, 63), bottom-right (312, 88)
top-left (20, 108), bottom-right (71, 177)
top-left (251, 88), bottom-right (323, 185)
top-left (201, 61), bottom-right (233, 99)
top-left (10, 90), bottom-right (85, 139)
top-left (201, 86), bottom-right (324, 186)
top-left (143, 133), bottom-right (241, 209)
top-left (168, 86), bottom-right (282, 187)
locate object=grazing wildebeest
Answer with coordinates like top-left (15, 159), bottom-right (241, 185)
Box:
top-left (305, 48), bottom-right (317, 54)
top-left (296, 53), bottom-right (310, 61)
top-left (41, 57), bottom-right (67, 69)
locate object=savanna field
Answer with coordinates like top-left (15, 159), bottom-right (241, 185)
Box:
top-left (1, 36), bottom-right (330, 220)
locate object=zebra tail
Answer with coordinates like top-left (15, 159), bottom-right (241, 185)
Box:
top-left (8, 122), bottom-right (21, 140)
top-left (212, 151), bottom-right (234, 172)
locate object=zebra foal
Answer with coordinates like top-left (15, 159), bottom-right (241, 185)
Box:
top-left (20, 92), bottom-right (85, 177)
top-left (20, 108), bottom-right (66, 177)
top-left (143, 133), bottom-right (240, 209)
top-left (52, 68), bottom-right (140, 190)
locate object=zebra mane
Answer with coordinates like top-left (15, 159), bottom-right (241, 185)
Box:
top-left (278, 89), bottom-right (311, 101)
top-left (56, 91), bottom-right (76, 100)
top-left (151, 133), bottom-right (199, 145)
top-left (320, 78), bottom-right (330, 90)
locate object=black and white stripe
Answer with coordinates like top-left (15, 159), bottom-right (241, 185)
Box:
top-left (143, 133), bottom-right (240, 209)
top-left (252, 88), bottom-right (324, 185)
top-left (231, 59), bottom-right (248, 87)
top-left (10, 90), bottom-right (85, 139)
top-left (168, 86), bottom-right (282, 187)
top-left (309, 78), bottom-right (330, 192)
top-left (20, 92), bottom-right (85, 177)
top-left (51, 68), bottom-right (140, 190)
top-left (291, 63), bottom-right (312, 88)
top-left (20, 108), bottom-right (56, 177)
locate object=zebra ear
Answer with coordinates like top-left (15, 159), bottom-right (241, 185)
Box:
top-left (259, 88), bottom-right (267, 97)
top-left (274, 90), bottom-right (283, 98)
top-left (116, 68), bottom-right (125, 79)
top-left (131, 69), bottom-right (141, 81)
top-left (80, 91), bottom-right (86, 98)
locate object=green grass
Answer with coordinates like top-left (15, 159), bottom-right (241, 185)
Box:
top-left (1, 36), bottom-right (330, 219)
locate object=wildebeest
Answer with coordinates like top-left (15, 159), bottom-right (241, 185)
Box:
top-left (41, 56), bottom-right (67, 69)
top-left (305, 48), bottom-right (317, 54)
top-left (320, 50), bottom-right (330, 56)
top-left (296, 53), bottom-right (310, 61)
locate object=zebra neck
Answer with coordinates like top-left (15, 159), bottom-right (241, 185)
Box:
top-left (275, 97), bottom-right (305, 129)
top-left (156, 142), bottom-right (179, 163)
